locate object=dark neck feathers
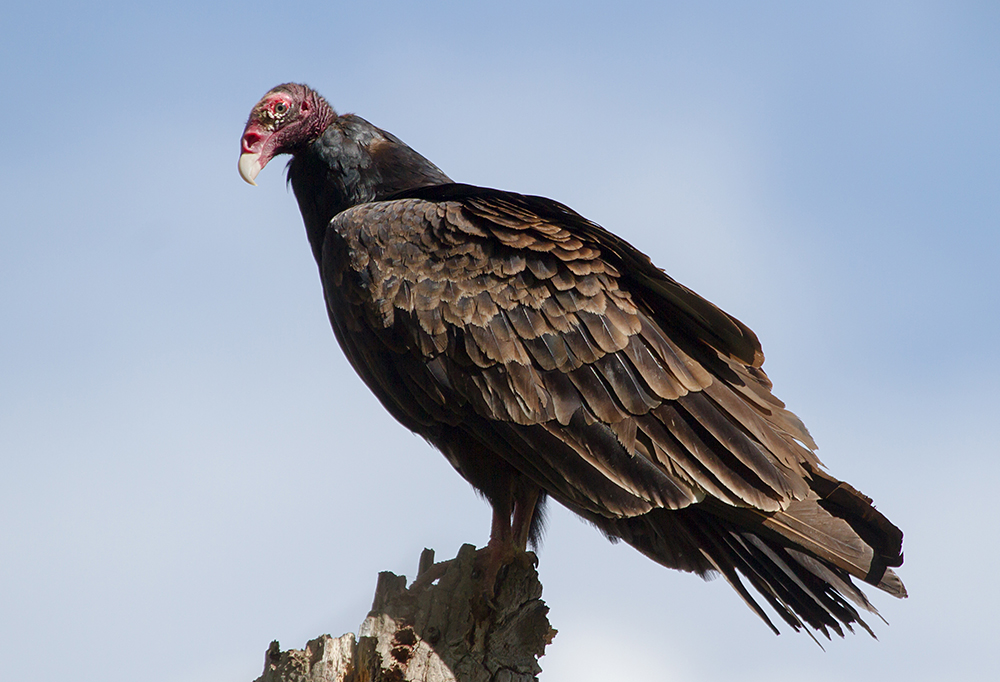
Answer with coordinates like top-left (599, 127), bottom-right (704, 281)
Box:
top-left (287, 114), bottom-right (451, 262)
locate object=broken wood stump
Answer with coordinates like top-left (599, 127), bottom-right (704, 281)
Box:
top-left (254, 544), bottom-right (556, 682)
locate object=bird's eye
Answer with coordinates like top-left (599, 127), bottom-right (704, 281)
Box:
top-left (274, 101), bottom-right (289, 115)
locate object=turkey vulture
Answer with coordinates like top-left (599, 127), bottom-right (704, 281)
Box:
top-left (239, 83), bottom-right (905, 638)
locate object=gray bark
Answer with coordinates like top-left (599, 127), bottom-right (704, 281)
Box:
top-left (253, 544), bottom-right (556, 682)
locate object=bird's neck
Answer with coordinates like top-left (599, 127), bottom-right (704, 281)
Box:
top-left (288, 116), bottom-right (452, 264)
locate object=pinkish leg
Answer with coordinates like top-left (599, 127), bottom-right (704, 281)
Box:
top-left (511, 487), bottom-right (540, 550)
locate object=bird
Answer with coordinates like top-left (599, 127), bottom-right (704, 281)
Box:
top-left (239, 82), bottom-right (905, 639)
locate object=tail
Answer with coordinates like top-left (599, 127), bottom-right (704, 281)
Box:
top-left (590, 467), bottom-right (905, 639)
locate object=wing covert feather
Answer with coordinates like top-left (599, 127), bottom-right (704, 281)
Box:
top-left (328, 194), bottom-right (822, 516)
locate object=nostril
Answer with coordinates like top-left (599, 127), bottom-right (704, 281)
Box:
top-left (242, 131), bottom-right (262, 153)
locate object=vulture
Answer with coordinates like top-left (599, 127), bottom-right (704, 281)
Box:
top-left (239, 83), bottom-right (905, 638)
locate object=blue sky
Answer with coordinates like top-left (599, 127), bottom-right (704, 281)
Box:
top-left (2, 2), bottom-right (998, 681)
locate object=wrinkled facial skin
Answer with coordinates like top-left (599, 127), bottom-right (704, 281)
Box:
top-left (239, 89), bottom-right (309, 185)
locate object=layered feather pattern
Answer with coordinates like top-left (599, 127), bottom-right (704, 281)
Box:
top-left (322, 183), bottom-right (905, 636)
top-left (243, 84), bottom-right (905, 639)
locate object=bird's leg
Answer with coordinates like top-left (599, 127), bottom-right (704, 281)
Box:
top-left (478, 483), bottom-right (543, 598)
top-left (511, 487), bottom-right (540, 550)
top-left (477, 491), bottom-right (515, 597)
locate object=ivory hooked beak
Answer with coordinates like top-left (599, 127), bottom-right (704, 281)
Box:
top-left (238, 152), bottom-right (262, 186)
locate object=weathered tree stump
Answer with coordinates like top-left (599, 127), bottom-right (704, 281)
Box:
top-left (254, 544), bottom-right (556, 682)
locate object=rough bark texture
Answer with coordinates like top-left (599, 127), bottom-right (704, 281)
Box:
top-left (253, 544), bottom-right (556, 682)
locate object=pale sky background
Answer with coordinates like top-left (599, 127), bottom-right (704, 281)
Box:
top-left (2, 2), bottom-right (998, 681)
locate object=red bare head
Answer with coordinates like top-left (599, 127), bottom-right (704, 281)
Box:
top-left (238, 83), bottom-right (336, 185)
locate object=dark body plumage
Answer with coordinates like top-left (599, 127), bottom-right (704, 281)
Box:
top-left (240, 83), bottom-right (905, 638)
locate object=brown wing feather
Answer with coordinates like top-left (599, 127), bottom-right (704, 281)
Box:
top-left (329, 195), bottom-right (831, 517)
top-left (323, 187), bottom-right (904, 637)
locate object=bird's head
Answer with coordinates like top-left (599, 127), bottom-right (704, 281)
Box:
top-left (239, 83), bottom-right (336, 185)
